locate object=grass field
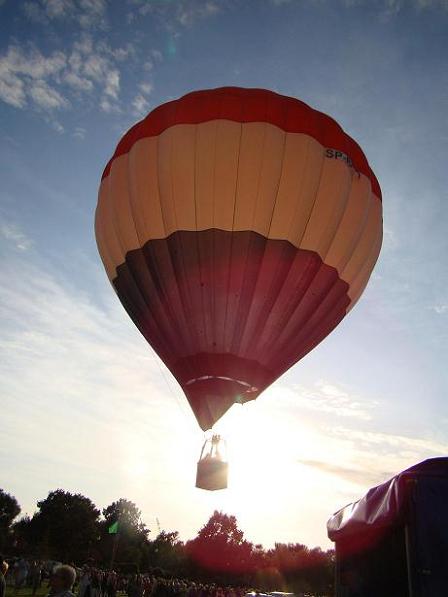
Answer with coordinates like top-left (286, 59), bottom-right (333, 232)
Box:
top-left (5, 585), bottom-right (50, 597)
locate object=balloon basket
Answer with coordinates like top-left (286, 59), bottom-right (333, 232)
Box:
top-left (196, 434), bottom-right (228, 491)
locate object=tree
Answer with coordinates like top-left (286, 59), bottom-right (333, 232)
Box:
top-left (31, 489), bottom-right (100, 562)
top-left (0, 489), bottom-right (20, 551)
top-left (146, 531), bottom-right (187, 575)
top-left (98, 499), bottom-right (150, 567)
top-left (186, 511), bottom-right (254, 582)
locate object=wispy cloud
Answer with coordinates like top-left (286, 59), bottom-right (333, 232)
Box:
top-left (329, 426), bottom-right (448, 461)
top-left (30, 80), bottom-right (69, 109)
top-left (131, 81), bottom-right (153, 117)
top-left (132, 93), bottom-right (150, 117)
top-left (73, 126), bottom-right (86, 139)
top-left (293, 380), bottom-right (378, 420)
top-left (0, 250), bottom-right (192, 506)
top-left (0, 36), bottom-right (127, 122)
top-left (23, 0), bottom-right (107, 28)
top-left (299, 459), bottom-right (394, 487)
top-left (129, 0), bottom-right (220, 30)
top-left (0, 45), bottom-right (67, 110)
top-left (430, 304), bottom-right (448, 315)
top-left (0, 221), bottom-right (33, 251)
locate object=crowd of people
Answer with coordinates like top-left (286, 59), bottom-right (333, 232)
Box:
top-left (0, 556), bottom-right (252, 597)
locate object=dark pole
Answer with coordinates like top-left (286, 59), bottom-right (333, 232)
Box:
top-left (110, 526), bottom-right (120, 570)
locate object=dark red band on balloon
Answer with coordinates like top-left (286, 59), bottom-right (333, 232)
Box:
top-left (101, 87), bottom-right (381, 200)
top-left (113, 229), bottom-right (350, 430)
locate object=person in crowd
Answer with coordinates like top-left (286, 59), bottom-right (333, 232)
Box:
top-left (47, 565), bottom-right (76, 597)
top-left (29, 560), bottom-right (43, 596)
top-left (78, 566), bottom-right (91, 597)
top-left (0, 555), bottom-right (9, 597)
top-left (13, 558), bottom-right (29, 595)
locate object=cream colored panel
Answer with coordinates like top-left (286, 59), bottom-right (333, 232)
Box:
top-left (156, 127), bottom-right (177, 233)
top-left (108, 157), bottom-right (140, 254)
top-left (252, 124), bottom-right (286, 235)
top-left (96, 178), bottom-right (127, 279)
top-left (300, 158), bottom-right (352, 258)
top-left (95, 186), bottom-right (117, 281)
top-left (233, 122), bottom-right (267, 230)
top-left (212, 120), bottom-right (241, 229)
top-left (194, 120), bottom-right (217, 230)
top-left (346, 230), bottom-right (382, 309)
top-left (97, 121), bottom-right (383, 283)
top-left (340, 195), bottom-right (382, 286)
top-left (128, 137), bottom-right (165, 242)
top-left (269, 134), bottom-right (324, 243)
top-left (170, 124), bottom-right (196, 230)
top-left (324, 173), bottom-right (372, 272)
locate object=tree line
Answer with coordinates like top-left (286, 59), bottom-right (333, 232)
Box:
top-left (0, 488), bottom-right (334, 594)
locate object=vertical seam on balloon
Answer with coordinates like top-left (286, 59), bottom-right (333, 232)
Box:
top-left (326, 176), bottom-right (371, 276)
top-left (211, 120), bottom-right (218, 350)
top-left (155, 127), bottom-right (192, 357)
top-left (267, 260), bottom-right (347, 365)
top-left (193, 124), bottom-right (207, 353)
top-left (249, 135), bottom-right (326, 355)
top-left (166, 112), bottom-right (198, 357)
top-left (94, 190), bottom-right (113, 281)
top-left (340, 186), bottom-right (379, 287)
top-left (241, 131), bottom-right (290, 348)
top-left (235, 106), bottom-right (289, 353)
top-left (346, 224), bottom-right (382, 311)
top-left (126, 146), bottom-right (144, 248)
top-left (125, 145), bottom-right (173, 358)
top-left (228, 121), bottom-right (268, 353)
top-left (222, 117), bottom-right (243, 351)
top-left (277, 168), bottom-right (355, 352)
top-left (106, 164), bottom-right (157, 349)
top-left (263, 158), bottom-right (354, 360)
top-left (284, 288), bottom-right (349, 365)
top-left (294, 137), bottom-right (326, 248)
top-left (319, 163), bottom-right (357, 269)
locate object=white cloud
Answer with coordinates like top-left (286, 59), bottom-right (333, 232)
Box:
top-left (129, 0), bottom-right (220, 29)
top-left (0, 45), bottom-right (67, 111)
top-left (293, 379), bottom-right (377, 420)
top-left (0, 221), bottom-right (33, 251)
top-left (151, 49), bottom-right (163, 63)
top-left (49, 118), bottom-right (65, 133)
top-left (0, 251), bottom-right (192, 515)
top-left (0, 37), bottom-right (127, 120)
top-left (431, 304), bottom-right (448, 314)
top-left (99, 97), bottom-right (120, 113)
top-left (0, 71), bottom-right (26, 108)
top-left (23, 0), bottom-right (107, 28)
top-left (78, 0), bottom-right (107, 28)
top-left (104, 69), bottom-right (120, 99)
top-left (139, 82), bottom-right (153, 95)
top-left (176, 1), bottom-right (220, 26)
top-left (29, 80), bottom-right (69, 110)
top-left (132, 93), bottom-right (150, 117)
top-left (45, 0), bottom-right (75, 18)
top-left (73, 126), bottom-right (86, 139)
top-left (64, 70), bottom-right (94, 91)
top-left (329, 426), bottom-right (448, 460)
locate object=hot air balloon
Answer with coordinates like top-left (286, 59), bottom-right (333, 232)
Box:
top-left (95, 87), bottom-right (382, 489)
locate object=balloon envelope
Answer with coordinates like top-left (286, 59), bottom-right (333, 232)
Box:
top-left (95, 87), bottom-right (382, 431)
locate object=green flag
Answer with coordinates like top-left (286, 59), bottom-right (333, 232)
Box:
top-left (108, 521), bottom-right (119, 534)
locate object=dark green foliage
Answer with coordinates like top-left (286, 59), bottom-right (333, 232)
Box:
top-left (4, 492), bottom-right (334, 593)
top-left (0, 489), bottom-right (20, 551)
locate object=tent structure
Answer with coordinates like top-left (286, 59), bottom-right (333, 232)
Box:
top-left (327, 457), bottom-right (448, 597)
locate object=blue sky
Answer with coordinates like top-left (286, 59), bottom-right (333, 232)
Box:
top-left (1, 0), bottom-right (447, 549)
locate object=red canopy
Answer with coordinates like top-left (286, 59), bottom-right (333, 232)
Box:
top-left (327, 457), bottom-right (448, 541)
